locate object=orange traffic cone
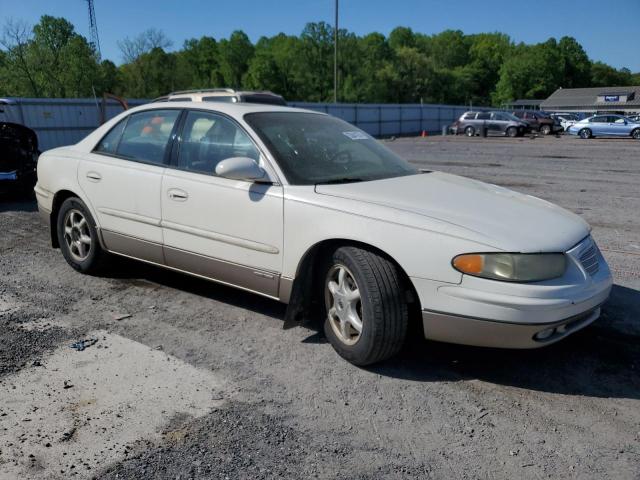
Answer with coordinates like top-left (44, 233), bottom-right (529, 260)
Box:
top-left (421, 130), bottom-right (428, 138)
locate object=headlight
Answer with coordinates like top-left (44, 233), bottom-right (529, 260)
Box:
top-left (452, 253), bottom-right (566, 282)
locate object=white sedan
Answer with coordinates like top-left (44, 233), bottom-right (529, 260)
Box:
top-left (35, 102), bottom-right (613, 365)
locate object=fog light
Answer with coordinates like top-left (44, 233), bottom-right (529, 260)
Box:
top-left (534, 327), bottom-right (555, 341)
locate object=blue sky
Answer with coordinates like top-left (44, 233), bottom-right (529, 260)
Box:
top-left (0, 0), bottom-right (638, 71)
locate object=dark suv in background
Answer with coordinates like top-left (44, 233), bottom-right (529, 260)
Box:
top-left (0, 122), bottom-right (39, 195)
top-left (452, 111), bottom-right (529, 137)
top-left (511, 110), bottom-right (561, 135)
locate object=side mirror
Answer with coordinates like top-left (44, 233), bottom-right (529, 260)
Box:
top-left (215, 157), bottom-right (266, 182)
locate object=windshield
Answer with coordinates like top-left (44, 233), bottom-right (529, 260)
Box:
top-left (244, 112), bottom-right (418, 185)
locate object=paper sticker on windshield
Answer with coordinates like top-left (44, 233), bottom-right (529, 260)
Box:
top-left (342, 131), bottom-right (369, 140)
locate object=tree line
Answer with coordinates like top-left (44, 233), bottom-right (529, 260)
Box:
top-left (1, 15), bottom-right (638, 105)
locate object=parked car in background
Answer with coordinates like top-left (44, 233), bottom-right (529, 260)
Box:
top-left (35, 102), bottom-right (612, 365)
top-left (512, 110), bottom-right (561, 135)
top-left (0, 122), bottom-right (39, 195)
top-left (452, 111), bottom-right (529, 137)
top-left (627, 114), bottom-right (640, 123)
top-left (567, 114), bottom-right (640, 139)
top-left (153, 88), bottom-right (287, 106)
top-left (550, 113), bottom-right (580, 132)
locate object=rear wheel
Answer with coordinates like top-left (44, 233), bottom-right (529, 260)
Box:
top-left (579, 128), bottom-right (592, 139)
top-left (56, 197), bottom-right (107, 274)
top-left (632, 129), bottom-right (640, 140)
top-left (506, 127), bottom-right (518, 138)
top-left (465, 126), bottom-right (475, 137)
top-left (540, 124), bottom-right (551, 135)
top-left (322, 246), bottom-right (408, 366)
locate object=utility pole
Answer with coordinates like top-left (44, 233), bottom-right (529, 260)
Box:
top-left (334, 0), bottom-right (338, 103)
top-left (85, 0), bottom-right (101, 59)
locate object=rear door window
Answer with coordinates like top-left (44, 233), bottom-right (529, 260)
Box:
top-left (115, 110), bottom-right (181, 165)
top-left (476, 112), bottom-right (491, 120)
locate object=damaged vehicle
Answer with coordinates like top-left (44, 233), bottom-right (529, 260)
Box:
top-left (34, 103), bottom-right (613, 365)
top-left (0, 122), bottom-right (39, 195)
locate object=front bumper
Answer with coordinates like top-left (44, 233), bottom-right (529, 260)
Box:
top-left (412, 236), bottom-right (613, 349)
top-left (422, 305), bottom-right (602, 349)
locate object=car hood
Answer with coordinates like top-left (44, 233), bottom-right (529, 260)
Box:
top-left (314, 172), bottom-right (589, 252)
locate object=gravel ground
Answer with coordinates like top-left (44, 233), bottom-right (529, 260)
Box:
top-left (0, 134), bottom-right (639, 479)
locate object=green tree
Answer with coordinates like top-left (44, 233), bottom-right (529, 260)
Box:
top-left (0, 16), bottom-right (100, 97)
top-left (218, 31), bottom-right (254, 88)
top-left (558, 36), bottom-right (591, 88)
top-left (493, 39), bottom-right (564, 105)
top-left (175, 36), bottom-right (223, 89)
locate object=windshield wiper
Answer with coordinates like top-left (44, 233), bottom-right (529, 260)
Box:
top-left (317, 177), bottom-right (364, 185)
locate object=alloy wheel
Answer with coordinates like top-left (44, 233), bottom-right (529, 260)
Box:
top-left (63, 209), bottom-right (92, 262)
top-left (324, 264), bottom-right (363, 346)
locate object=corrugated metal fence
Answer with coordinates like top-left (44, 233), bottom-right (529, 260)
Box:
top-left (289, 103), bottom-right (472, 137)
top-left (0, 97), bottom-right (146, 151)
top-left (1, 98), bottom-right (482, 151)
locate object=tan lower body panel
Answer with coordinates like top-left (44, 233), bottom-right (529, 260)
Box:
top-left (100, 229), bottom-right (282, 300)
top-left (101, 230), bottom-right (164, 264)
top-left (422, 307), bottom-right (600, 349)
top-left (163, 246), bottom-right (280, 298)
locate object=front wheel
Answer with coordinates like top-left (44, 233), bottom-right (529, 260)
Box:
top-left (56, 197), bottom-right (107, 274)
top-left (579, 128), bottom-right (592, 139)
top-left (506, 127), bottom-right (518, 138)
top-left (632, 129), bottom-right (640, 140)
top-left (322, 247), bottom-right (408, 366)
top-left (465, 126), bottom-right (475, 137)
top-left (540, 124), bottom-right (552, 135)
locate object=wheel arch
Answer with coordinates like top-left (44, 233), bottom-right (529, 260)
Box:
top-left (49, 189), bottom-right (100, 249)
top-left (283, 238), bottom-right (422, 328)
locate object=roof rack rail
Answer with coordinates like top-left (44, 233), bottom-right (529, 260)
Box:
top-left (168, 88), bottom-right (237, 95)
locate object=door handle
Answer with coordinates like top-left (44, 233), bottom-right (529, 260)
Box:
top-left (167, 188), bottom-right (188, 201)
top-left (86, 171), bottom-right (102, 182)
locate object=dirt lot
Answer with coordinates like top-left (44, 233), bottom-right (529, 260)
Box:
top-left (1, 134), bottom-right (639, 479)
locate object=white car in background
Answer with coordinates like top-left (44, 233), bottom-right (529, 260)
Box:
top-left (550, 113), bottom-right (580, 132)
top-left (35, 102), bottom-right (613, 365)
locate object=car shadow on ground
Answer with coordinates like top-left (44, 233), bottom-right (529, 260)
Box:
top-left (108, 254), bottom-right (640, 401)
top-left (371, 284), bottom-right (640, 401)
top-left (103, 256), bottom-right (288, 321)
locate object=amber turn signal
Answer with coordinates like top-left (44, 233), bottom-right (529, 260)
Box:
top-left (453, 254), bottom-right (484, 274)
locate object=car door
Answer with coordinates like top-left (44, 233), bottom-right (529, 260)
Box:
top-left (160, 109), bottom-right (284, 298)
top-left (608, 116), bottom-right (630, 136)
top-left (588, 116), bottom-right (608, 136)
top-left (476, 112), bottom-right (491, 133)
top-left (78, 109), bottom-right (181, 263)
top-left (492, 112), bottom-right (511, 134)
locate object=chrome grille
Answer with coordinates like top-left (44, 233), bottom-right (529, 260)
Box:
top-left (579, 243), bottom-right (600, 276)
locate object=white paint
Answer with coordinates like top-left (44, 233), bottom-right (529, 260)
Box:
top-left (0, 331), bottom-right (223, 479)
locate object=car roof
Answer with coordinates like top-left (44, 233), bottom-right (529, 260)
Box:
top-left (74, 101), bottom-right (327, 152)
top-left (125, 101), bottom-right (323, 118)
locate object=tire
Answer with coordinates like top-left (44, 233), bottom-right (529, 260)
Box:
top-left (506, 127), bottom-right (518, 138)
top-left (56, 197), bottom-right (107, 274)
top-left (465, 126), bottom-right (475, 137)
top-left (579, 128), bottom-right (592, 139)
top-left (632, 129), bottom-right (640, 140)
top-left (540, 124), bottom-right (551, 135)
top-left (322, 246), bottom-right (408, 366)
